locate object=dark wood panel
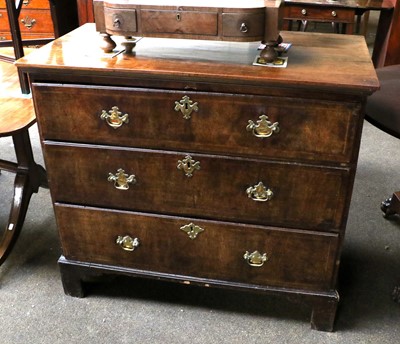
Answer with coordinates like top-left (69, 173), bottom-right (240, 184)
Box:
top-left (76, 0), bottom-right (94, 25)
top-left (49, 0), bottom-right (78, 37)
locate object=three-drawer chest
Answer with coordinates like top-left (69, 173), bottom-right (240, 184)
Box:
top-left (17, 24), bottom-right (379, 331)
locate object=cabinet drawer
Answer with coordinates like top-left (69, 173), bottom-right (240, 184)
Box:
top-left (55, 204), bottom-right (339, 291)
top-left (283, 5), bottom-right (355, 23)
top-left (44, 143), bottom-right (349, 231)
top-left (104, 7), bottom-right (137, 34)
top-left (140, 9), bottom-right (218, 36)
top-left (222, 12), bottom-right (265, 38)
top-left (32, 83), bottom-right (360, 163)
top-left (0, 9), bottom-right (53, 33)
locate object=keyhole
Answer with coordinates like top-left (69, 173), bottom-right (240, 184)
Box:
top-left (176, 13), bottom-right (181, 21)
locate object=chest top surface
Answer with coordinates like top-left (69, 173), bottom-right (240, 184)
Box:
top-left (16, 23), bottom-right (379, 94)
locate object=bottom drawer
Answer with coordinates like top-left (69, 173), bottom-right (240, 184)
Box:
top-left (55, 204), bottom-right (339, 291)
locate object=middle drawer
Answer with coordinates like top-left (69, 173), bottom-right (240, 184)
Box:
top-left (44, 142), bottom-right (350, 231)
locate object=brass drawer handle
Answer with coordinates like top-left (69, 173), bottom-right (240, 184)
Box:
top-left (177, 155), bottom-right (200, 177)
top-left (100, 106), bottom-right (129, 129)
top-left (246, 182), bottom-right (273, 202)
top-left (301, 9), bottom-right (307, 16)
top-left (116, 235), bottom-right (140, 251)
top-left (21, 16), bottom-right (36, 30)
top-left (240, 23), bottom-right (248, 33)
top-left (174, 95), bottom-right (199, 120)
top-left (331, 11), bottom-right (337, 17)
top-left (180, 223), bottom-right (204, 240)
top-left (108, 168), bottom-right (136, 190)
top-left (246, 115), bottom-right (279, 138)
top-left (244, 250), bottom-right (269, 267)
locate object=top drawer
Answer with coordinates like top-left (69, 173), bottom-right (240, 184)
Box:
top-left (140, 9), bottom-right (218, 36)
top-left (283, 5), bottom-right (355, 23)
top-left (32, 83), bottom-right (361, 163)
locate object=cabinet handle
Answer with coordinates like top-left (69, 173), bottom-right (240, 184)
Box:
top-left (301, 9), bottom-right (307, 16)
top-left (21, 16), bottom-right (36, 30)
top-left (240, 23), bottom-right (249, 33)
top-left (246, 182), bottom-right (273, 202)
top-left (177, 155), bottom-right (200, 177)
top-left (246, 114), bottom-right (279, 138)
top-left (180, 223), bottom-right (204, 239)
top-left (113, 18), bottom-right (121, 28)
top-left (174, 95), bottom-right (199, 120)
top-left (23, 0), bottom-right (31, 5)
top-left (331, 11), bottom-right (337, 17)
top-left (116, 235), bottom-right (140, 251)
top-left (108, 168), bottom-right (136, 190)
top-left (100, 106), bottom-right (129, 129)
top-left (243, 251), bottom-right (268, 267)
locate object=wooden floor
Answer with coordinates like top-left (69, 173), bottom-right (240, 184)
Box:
top-left (0, 48), bottom-right (36, 136)
top-left (0, 47), bottom-right (35, 97)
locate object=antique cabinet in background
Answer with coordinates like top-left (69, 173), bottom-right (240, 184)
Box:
top-left (0, 0), bottom-right (54, 42)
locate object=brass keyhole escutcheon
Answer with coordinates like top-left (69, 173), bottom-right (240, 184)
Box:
top-left (176, 12), bottom-right (181, 21)
top-left (246, 182), bottom-right (273, 202)
top-left (246, 115), bottom-right (279, 138)
top-left (243, 251), bottom-right (269, 267)
top-left (180, 223), bottom-right (204, 240)
top-left (174, 95), bottom-right (199, 119)
top-left (108, 168), bottom-right (136, 190)
top-left (177, 155), bottom-right (200, 177)
top-left (116, 235), bottom-right (140, 251)
top-left (101, 106), bottom-right (129, 129)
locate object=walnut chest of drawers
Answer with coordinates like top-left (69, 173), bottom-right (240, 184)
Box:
top-left (0, 0), bottom-right (53, 42)
top-left (16, 24), bottom-right (379, 331)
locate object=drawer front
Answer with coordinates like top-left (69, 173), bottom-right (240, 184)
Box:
top-left (0, 9), bottom-right (53, 33)
top-left (222, 12), bottom-right (265, 39)
top-left (140, 9), bottom-right (218, 36)
top-left (104, 7), bottom-right (137, 34)
top-left (44, 143), bottom-right (349, 231)
top-left (284, 5), bottom-right (355, 23)
top-left (55, 204), bottom-right (339, 291)
top-left (32, 83), bottom-right (360, 163)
